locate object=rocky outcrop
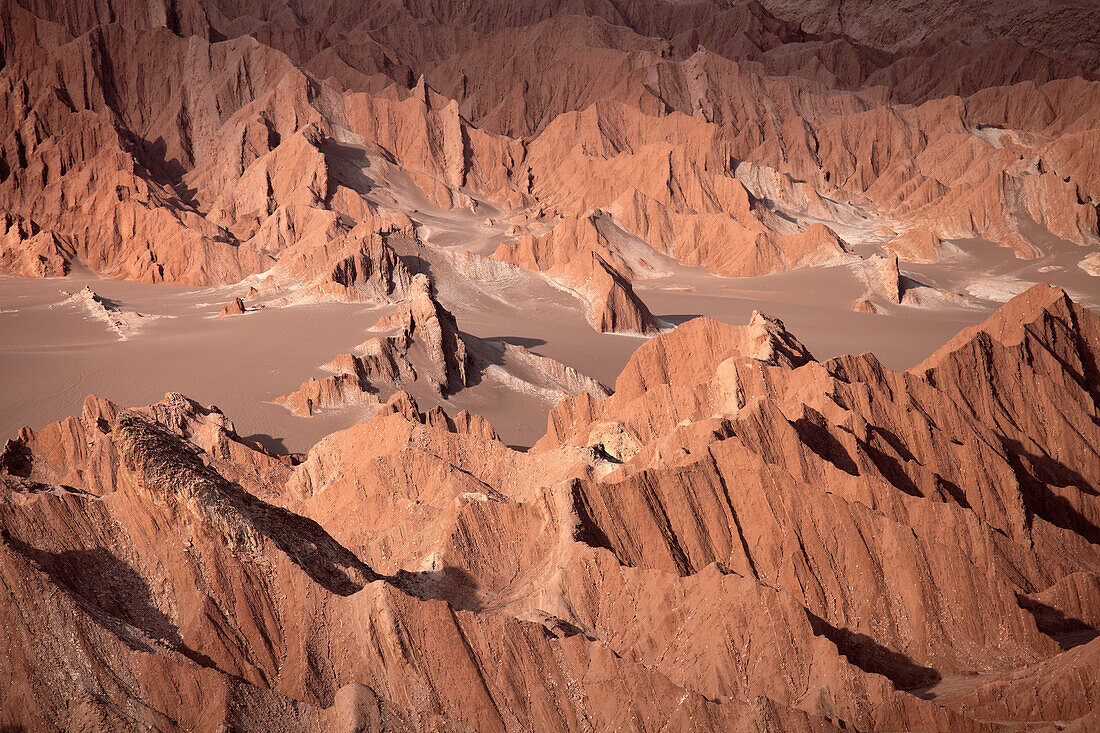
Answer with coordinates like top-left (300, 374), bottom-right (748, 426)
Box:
top-left (63, 285), bottom-right (157, 338)
top-left (872, 251), bottom-right (903, 303)
top-left (277, 272), bottom-right (609, 416)
top-left (377, 274), bottom-right (471, 394)
top-left (1080, 251), bottom-right (1100, 276)
top-left (852, 297), bottom-right (879, 313)
top-left (538, 311), bottom-right (815, 452)
top-left (854, 251), bottom-right (973, 308)
top-left (4, 286), bottom-right (1099, 730)
top-left (492, 215), bottom-right (660, 334)
top-left (274, 374), bottom-right (381, 418)
top-left (0, 212), bottom-right (71, 277)
top-left (217, 298), bottom-right (245, 317)
top-left (262, 219), bottom-right (415, 304)
top-left (884, 227), bottom-right (957, 263)
top-left (1, 392), bottom-right (295, 499)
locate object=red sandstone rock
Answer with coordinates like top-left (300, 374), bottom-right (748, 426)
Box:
top-left (217, 298), bottom-right (246, 317)
top-left (492, 214), bottom-right (660, 334)
top-left (5, 286), bottom-right (1099, 729)
top-left (884, 227), bottom-right (954, 263)
top-left (852, 297), bottom-right (879, 313)
top-left (1, 2), bottom-right (1099, 729)
top-left (3, 0), bottom-right (1091, 296)
top-left (277, 270), bottom-right (608, 415)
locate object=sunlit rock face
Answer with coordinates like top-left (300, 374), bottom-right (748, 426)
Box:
top-left (1, 1), bottom-right (1099, 730)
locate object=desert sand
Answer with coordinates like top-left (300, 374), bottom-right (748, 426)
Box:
top-left (7, 228), bottom-right (1094, 453)
top-left (5, 210), bottom-right (1097, 453)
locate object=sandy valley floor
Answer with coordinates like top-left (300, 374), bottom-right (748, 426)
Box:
top-left (4, 219), bottom-right (1096, 453)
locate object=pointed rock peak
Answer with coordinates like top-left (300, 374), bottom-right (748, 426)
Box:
top-left (218, 297), bottom-right (246, 317)
top-left (912, 284), bottom-right (1086, 372)
top-left (411, 74), bottom-right (430, 105)
top-left (380, 390), bottom-right (423, 422)
top-left (986, 283), bottom-right (1072, 327)
top-left (453, 410), bottom-right (501, 442)
top-left (973, 282), bottom-right (1072, 335)
top-left (852, 297), bottom-right (879, 314)
top-left (80, 394), bottom-right (119, 429)
top-left (747, 310), bottom-right (814, 367)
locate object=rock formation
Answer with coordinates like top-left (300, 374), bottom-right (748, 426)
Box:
top-left (275, 373), bottom-right (382, 418)
top-left (217, 298), bottom-right (246, 317)
top-left (3, 285), bottom-right (1098, 730)
top-left (0, 212), bottom-right (71, 277)
top-left (854, 251), bottom-right (973, 309)
top-left (0, 0), bottom-right (1093, 333)
top-left (884, 228), bottom-right (958, 263)
top-left (277, 272), bottom-right (608, 416)
top-left (852, 297), bottom-right (879, 314)
top-left (492, 214), bottom-right (660, 334)
top-left (260, 218), bottom-right (416, 305)
top-left (372, 274), bottom-right (471, 394)
top-left (1, 2), bottom-right (1099, 730)
top-left (63, 285), bottom-right (157, 338)
top-left (872, 251), bottom-right (904, 303)
top-left (1081, 252), bottom-right (1100, 276)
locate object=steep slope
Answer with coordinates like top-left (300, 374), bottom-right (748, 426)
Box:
top-left (3, 285), bottom-right (1098, 730)
top-left (1, 4), bottom-right (1099, 727)
top-left (2, 0), bottom-right (1096, 333)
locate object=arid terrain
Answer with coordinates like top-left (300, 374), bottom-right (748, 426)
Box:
top-left (1, 0), bottom-right (1099, 730)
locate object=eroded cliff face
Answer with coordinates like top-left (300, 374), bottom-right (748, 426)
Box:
top-left (1, 0), bottom-right (1097, 332)
top-left (3, 284), bottom-right (1098, 731)
top-left (1, 1), bottom-right (1099, 729)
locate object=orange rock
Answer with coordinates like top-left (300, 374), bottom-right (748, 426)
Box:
top-left (883, 228), bottom-right (951, 263)
top-left (1, 2), bottom-right (1099, 729)
top-left (852, 297), bottom-right (879, 313)
top-left (492, 214), bottom-right (659, 334)
top-left (6, 286), bottom-right (1100, 730)
top-left (217, 298), bottom-right (246, 317)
